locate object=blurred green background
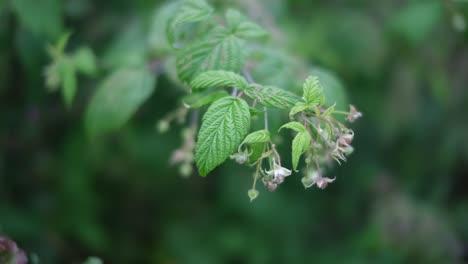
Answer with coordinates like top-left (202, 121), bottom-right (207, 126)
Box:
top-left (1, 0), bottom-right (468, 263)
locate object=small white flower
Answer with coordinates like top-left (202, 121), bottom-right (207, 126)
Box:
top-left (265, 160), bottom-right (292, 183)
top-left (346, 105), bottom-right (362, 123)
top-left (230, 149), bottom-right (249, 164)
top-left (303, 170), bottom-right (336, 189)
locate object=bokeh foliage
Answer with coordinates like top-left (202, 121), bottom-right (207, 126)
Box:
top-left (1, 0), bottom-right (468, 263)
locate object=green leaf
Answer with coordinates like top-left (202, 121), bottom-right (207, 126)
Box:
top-left (248, 142), bottom-right (264, 164)
top-left (249, 107), bottom-right (264, 117)
top-left (101, 20), bottom-right (148, 69)
top-left (195, 97), bottom-right (250, 176)
top-left (289, 102), bottom-right (309, 118)
top-left (292, 131), bottom-right (311, 170)
top-left (279, 122), bottom-right (306, 133)
top-left (148, 1), bottom-right (180, 55)
top-left (86, 67), bottom-right (156, 136)
top-left (176, 26), bottom-right (245, 83)
top-left (72, 47), bottom-right (97, 76)
top-left (390, 1), bottom-right (442, 45)
top-left (302, 75), bottom-right (325, 106)
top-left (167, 0), bottom-right (214, 47)
top-left (311, 67), bottom-right (348, 111)
top-left (241, 130), bottom-right (270, 146)
top-left (60, 60), bottom-right (77, 109)
top-left (12, 0), bottom-right (63, 39)
top-left (225, 9), bottom-right (268, 40)
top-left (245, 85), bottom-right (301, 110)
top-left (182, 90), bottom-right (229, 108)
top-left (190, 70), bottom-right (249, 91)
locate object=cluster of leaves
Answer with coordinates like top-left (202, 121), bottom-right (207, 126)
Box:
top-left (44, 0), bottom-right (361, 201)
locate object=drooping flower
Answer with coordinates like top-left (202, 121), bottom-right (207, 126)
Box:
top-left (302, 170), bottom-right (335, 189)
top-left (0, 236), bottom-right (28, 264)
top-left (264, 160), bottom-right (292, 184)
top-left (346, 105), bottom-right (362, 123)
top-left (229, 149), bottom-right (249, 164)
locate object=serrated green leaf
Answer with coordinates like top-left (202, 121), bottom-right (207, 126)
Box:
top-left (225, 9), bottom-right (268, 40)
top-left (72, 47), bottom-right (97, 76)
top-left (176, 26), bottom-right (245, 83)
top-left (289, 102), bottom-right (309, 118)
top-left (167, 0), bottom-right (214, 47)
top-left (241, 130), bottom-right (270, 146)
top-left (190, 70), bottom-right (249, 91)
top-left (195, 97), bottom-right (250, 176)
top-left (60, 60), bottom-right (77, 109)
top-left (311, 67), bottom-right (348, 111)
top-left (279, 121), bottom-right (306, 133)
top-left (182, 90), bottom-right (228, 108)
top-left (303, 75), bottom-right (325, 106)
top-left (245, 85), bottom-right (301, 110)
top-left (86, 67), bottom-right (156, 136)
top-left (292, 131), bottom-right (311, 170)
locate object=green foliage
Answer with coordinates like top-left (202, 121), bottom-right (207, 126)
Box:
top-left (85, 67), bottom-right (156, 136)
top-left (182, 90), bottom-right (229, 108)
top-left (302, 76), bottom-right (325, 106)
top-left (190, 70), bottom-right (249, 91)
top-left (195, 97), bottom-right (250, 176)
top-left (11, 0), bottom-right (63, 39)
top-left (291, 131), bottom-right (311, 170)
top-left (225, 9), bottom-right (269, 40)
top-left (279, 121), bottom-right (306, 133)
top-left (390, 1), bottom-right (443, 45)
top-left (4, 0), bottom-right (468, 263)
top-left (44, 34), bottom-right (97, 108)
top-left (167, 0), bottom-right (214, 47)
top-left (241, 130), bottom-right (270, 146)
top-left (176, 26), bottom-right (245, 83)
top-left (244, 85), bottom-right (301, 109)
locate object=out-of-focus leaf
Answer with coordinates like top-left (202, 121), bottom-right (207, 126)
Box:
top-left (60, 59), bottom-right (77, 108)
top-left (101, 20), bottom-right (148, 69)
top-left (148, 1), bottom-right (180, 55)
top-left (82, 257), bottom-right (102, 264)
top-left (176, 26), bottom-right (245, 83)
top-left (12, 0), bottom-right (63, 39)
top-left (73, 47), bottom-right (97, 76)
top-left (182, 90), bottom-right (228, 108)
top-left (390, 1), bottom-right (443, 45)
top-left (167, 0), bottom-right (213, 47)
top-left (225, 9), bottom-right (268, 41)
top-left (86, 67), bottom-right (156, 136)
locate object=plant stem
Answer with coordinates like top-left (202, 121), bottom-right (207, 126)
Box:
top-left (231, 87), bottom-right (238, 97)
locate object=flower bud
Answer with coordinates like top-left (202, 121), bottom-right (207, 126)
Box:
top-left (157, 120), bottom-right (170, 133)
top-left (346, 105), bottom-right (362, 123)
top-left (248, 189), bottom-right (259, 202)
top-left (179, 163), bottom-right (193, 178)
top-left (301, 176), bottom-right (314, 188)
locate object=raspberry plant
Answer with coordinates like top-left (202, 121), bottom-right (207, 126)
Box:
top-left (44, 0), bottom-right (362, 201)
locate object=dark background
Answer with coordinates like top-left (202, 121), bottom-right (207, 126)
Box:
top-left (1, 0), bottom-right (468, 263)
